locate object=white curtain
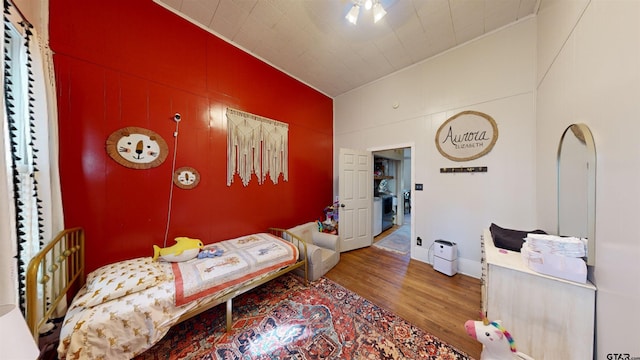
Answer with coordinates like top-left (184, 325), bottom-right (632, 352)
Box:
top-left (0, 54), bottom-right (16, 306)
top-left (30, 16), bottom-right (65, 255)
top-left (1, 0), bottom-right (64, 325)
top-left (0, 0), bottom-right (22, 308)
top-left (226, 108), bottom-right (289, 186)
top-left (30, 25), bottom-right (66, 324)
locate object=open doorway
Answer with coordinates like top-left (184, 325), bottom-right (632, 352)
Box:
top-left (372, 147), bottom-right (412, 256)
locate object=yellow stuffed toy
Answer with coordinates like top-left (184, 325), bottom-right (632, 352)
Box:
top-left (153, 237), bottom-right (204, 262)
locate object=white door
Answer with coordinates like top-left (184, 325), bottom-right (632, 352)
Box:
top-left (338, 148), bottom-right (372, 252)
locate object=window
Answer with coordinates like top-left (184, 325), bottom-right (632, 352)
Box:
top-left (5, 22), bottom-right (30, 167)
top-left (3, 4), bottom-right (44, 311)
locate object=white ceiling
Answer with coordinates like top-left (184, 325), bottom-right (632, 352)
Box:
top-left (154, 0), bottom-right (539, 98)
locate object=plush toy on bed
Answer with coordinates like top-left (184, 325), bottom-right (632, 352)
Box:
top-left (153, 237), bottom-right (204, 262)
top-left (464, 313), bottom-right (534, 360)
top-left (197, 245), bottom-right (224, 259)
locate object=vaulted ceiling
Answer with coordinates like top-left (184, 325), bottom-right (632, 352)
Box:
top-left (154, 0), bottom-right (538, 97)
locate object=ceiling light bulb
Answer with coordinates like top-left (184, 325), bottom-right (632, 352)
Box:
top-left (373, 3), bottom-right (386, 23)
top-left (346, 4), bottom-right (360, 25)
top-left (364, 0), bottom-right (373, 10)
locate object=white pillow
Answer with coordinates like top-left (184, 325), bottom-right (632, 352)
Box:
top-left (74, 257), bottom-right (166, 308)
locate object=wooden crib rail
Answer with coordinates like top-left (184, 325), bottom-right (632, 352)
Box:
top-left (26, 227), bottom-right (85, 340)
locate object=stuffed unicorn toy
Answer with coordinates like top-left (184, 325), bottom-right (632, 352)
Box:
top-left (464, 313), bottom-right (534, 360)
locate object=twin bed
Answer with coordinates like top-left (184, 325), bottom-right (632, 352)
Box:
top-left (26, 227), bottom-right (308, 359)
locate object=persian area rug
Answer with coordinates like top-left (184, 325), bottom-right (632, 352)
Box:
top-left (374, 225), bottom-right (411, 255)
top-left (137, 274), bottom-right (472, 360)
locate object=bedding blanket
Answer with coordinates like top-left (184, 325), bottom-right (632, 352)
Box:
top-left (58, 233), bottom-right (299, 360)
top-left (58, 263), bottom-right (179, 360)
top-left (172, 232), bottom-right (299, 305)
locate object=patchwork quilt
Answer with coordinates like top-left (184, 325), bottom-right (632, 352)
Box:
top-left (173, 232), bottom-right (299, 305)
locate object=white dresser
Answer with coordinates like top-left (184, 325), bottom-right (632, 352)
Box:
top-left (481, 229), bottom-right (596, 359)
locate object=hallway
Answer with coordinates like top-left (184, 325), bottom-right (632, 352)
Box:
top-left (373, 212), bottom-right (411, 255)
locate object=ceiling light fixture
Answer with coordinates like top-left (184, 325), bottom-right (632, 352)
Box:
top-left (372, 2), bottom-right (387, 23)
top-left (345, 4), bottom-right (360, 25)
top-left (346, 0), bottom-right (386, 25)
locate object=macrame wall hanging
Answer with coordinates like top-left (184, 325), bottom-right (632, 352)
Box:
top-left (226, 108), bottom-right (288, 186)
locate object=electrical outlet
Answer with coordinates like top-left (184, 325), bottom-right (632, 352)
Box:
top-left (417, 237), bottom-right (422, 246)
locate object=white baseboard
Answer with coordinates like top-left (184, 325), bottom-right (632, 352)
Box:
top-left (411, 249), bottom-right (482, 279)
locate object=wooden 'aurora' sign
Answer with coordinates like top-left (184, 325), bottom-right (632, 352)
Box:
top-left (435, 111), bottom-right (498, 162)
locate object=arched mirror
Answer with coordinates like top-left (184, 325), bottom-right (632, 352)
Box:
top-left (557, 123), bottom-right (596, 266)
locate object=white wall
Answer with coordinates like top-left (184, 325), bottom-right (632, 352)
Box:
top-left (14, 0), bottom-right (48, 36)
top-left (536, 0), bottom-right (640, 357)
top-left (334, 18), bottom-right (538, 277)
top-left (336, 0), bottom-right (640, 356)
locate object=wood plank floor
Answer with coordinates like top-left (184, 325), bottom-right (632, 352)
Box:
top-left (324, 225), bottom-right (483, 359)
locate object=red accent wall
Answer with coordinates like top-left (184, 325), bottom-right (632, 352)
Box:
top-left (49, 0), bottom-right (334, 273)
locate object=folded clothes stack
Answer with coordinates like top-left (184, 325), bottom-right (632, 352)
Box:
top-left (521, 234), bottom-right (588, 283)
top-left (523, 233), bottom-right (587, 258)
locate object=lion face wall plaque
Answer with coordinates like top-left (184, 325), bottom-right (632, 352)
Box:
top-left (106, 127), bottom-right (169, 169)
top-left (173, 166), bottom-right (200, 189)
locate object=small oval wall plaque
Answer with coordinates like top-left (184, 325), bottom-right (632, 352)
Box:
top-left (435, 110), bottom-right (498, 162)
